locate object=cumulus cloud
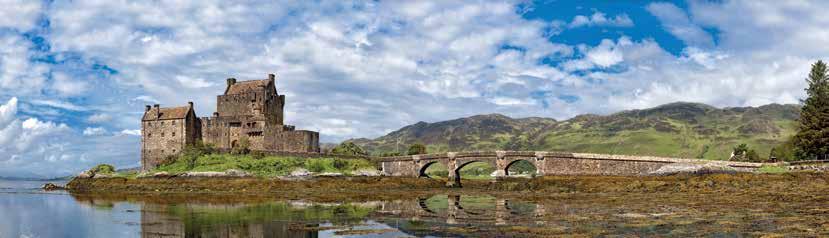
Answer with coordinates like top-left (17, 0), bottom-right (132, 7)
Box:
top-left (569, 11), bottom-right (634, 28)
top-left (0, 0), bottom-right (41, 31)
top-left (82, 127), bottom-right (107, 136)
top-left (646, 2), bottom-right (714, 48)
top-left (86, 113), bottom-right (112, 123)
top-left (51, 72), bottom-right (89, 97)
top-left (119, 129), bottom-right (141, 136)
top-left (0, 1), bottom-right (825, 177)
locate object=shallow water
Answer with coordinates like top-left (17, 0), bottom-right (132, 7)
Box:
top-left (2, 178), bottom-right (829, 237)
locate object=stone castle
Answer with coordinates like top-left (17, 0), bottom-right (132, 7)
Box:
top-left (141, 74), bottom-right (320, 170)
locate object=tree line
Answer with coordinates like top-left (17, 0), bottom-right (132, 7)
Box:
top-left (734, 60), bottom-right (829, 162)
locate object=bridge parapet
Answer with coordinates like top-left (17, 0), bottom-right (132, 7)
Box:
top-left (380, 150), bottom-right (767, 181)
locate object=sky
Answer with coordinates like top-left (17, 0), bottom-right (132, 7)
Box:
top-left (0, 0), bottom-right (825, 177)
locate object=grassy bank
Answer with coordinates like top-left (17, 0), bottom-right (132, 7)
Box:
top-left (152, 154), bottom-right (377, 177)
top-left (97, 154), bottom-right (379, 179)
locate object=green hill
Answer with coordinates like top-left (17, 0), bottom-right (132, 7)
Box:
top-left (349, 102), bottom-right (800, 160)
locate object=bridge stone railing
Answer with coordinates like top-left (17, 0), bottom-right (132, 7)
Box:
top-left (379, 151), bottom-right (766, 185)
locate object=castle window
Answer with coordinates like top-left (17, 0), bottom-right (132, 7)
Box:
top-left (172, 132), bottom-right (176, 137)
top-left (229, 122), bottom-right (241, 127)
top-left (172, 121), bottom-right (176, 126)
top-left (161, 121), bottom-right (164, 126)
top-left (162, 150), bottom-right (165, 154)
top-left (161, 132), bottom-right (165, 137)
top-left (173, 149), bottom-right (176, 153)
top-left (147, 133), bottom-right (151, 138)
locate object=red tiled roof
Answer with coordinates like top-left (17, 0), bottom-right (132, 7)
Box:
top-left (225, 79), bottom-right (271, 95)
top-left (142, 106), bottom-right (190, 121)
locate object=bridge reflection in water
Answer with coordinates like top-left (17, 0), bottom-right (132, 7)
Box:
top-left (126, 194), bottom-right (544, 237)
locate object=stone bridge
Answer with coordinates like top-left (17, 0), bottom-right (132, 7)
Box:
top-left (379, 151), bottom-right (763, 186)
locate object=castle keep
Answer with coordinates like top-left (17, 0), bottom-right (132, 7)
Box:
top-left (141, 74), bottom-right (320, 171)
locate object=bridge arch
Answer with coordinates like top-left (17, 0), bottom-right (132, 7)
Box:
top-left (451, 159), bottom-right (497, 186)
top-left (418, 160), bottom-right (449, 178)
top-left (504, 159), bottom-right (538, 177)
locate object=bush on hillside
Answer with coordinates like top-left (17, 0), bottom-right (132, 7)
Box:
top-left (331, 142), bottom-right (368, 156)
top-left (407, 143), bottom-right (427, 155)
top-left (91, 164), bottom-right (115, 174)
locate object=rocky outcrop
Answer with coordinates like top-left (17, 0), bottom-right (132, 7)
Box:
top-left (649, 163), bottom-right (736, 176)
top-left (42, 183), bottom-right (65, 191)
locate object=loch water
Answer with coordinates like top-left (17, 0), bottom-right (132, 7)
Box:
top-left (2, 178), bottom-right (829, 237)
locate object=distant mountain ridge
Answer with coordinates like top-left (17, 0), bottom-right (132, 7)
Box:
top-left (349, 102), bottom-right (800, 160)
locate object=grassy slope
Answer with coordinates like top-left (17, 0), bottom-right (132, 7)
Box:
top-left (352, 102), bottom-right (800, 160)
top-left (148, 154), bottom-right (376, 177)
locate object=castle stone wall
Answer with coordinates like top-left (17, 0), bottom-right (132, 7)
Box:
top-left (141, 118), bottom-right (187, 171)
top-left (141, 75), bottom-right (321, 171)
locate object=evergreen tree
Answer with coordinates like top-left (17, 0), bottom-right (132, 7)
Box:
top-left (794, 60), bottom-right (829, 160)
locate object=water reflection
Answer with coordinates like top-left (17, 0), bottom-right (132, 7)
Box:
top-left (72, 194), bottom-right (542, 238)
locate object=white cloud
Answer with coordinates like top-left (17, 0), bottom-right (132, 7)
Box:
top-left (568, 11), bottom-right (634, 28)
top-left (0, 0), bottom-right (41, 31)
top-left (586, 39), bottom-right (625, 68)
top-left (51, 72), bottom-right (89, 97)
top-left (0, 1), bottom-right (826, 177)
top-left (82, 127), bottom-right (107, 136)
top-left (0, 34), bottom-right (48, 96)
top-left (29, 99), bottom-right (88, 111)
top-left (86, 113), bottom-right (112, 123)
top-left (646, 2), bottom-right (714, 48)
top-left (119, 129), bottom-right (141, 136)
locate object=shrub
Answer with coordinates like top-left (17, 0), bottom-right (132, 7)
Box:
top-left (407, 143), bottom-right (427, 155)
top-left (251, 151), bottom-right (266, 160)
top-left (91, 164), bottom-right (115, 174)
top-left (231, 137), bottom-right (251, 155)
top-left (306, 159), bottom-right (327, 173)
top-left (331, 142), bottom-right (367, 156)
top-left (333, 158), bottom-right (349, 170)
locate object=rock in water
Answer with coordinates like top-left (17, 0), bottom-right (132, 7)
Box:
top-left (353, 169), bottom-right (381, 176)
top-left (224, 169), bottom-right (251, 177)
top-left (289, 168), bottom-right (311, 177)
top-left (42, 183), bottom-right (65, 191)
top-left (650, 163), bottom-right (736, 176)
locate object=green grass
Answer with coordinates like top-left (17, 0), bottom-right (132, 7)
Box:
top-left (758, 165), bottom-right (789, 174)
top-left (150, 154), bottom-right (377, 177)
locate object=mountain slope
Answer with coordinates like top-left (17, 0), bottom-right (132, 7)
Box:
top-left (349, 102), bottom-right (800, 160)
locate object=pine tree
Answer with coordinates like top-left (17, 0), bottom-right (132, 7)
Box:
top-left (794, 60), bottom-right (829, 160)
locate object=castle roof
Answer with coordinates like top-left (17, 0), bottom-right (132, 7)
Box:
top-left (142, 106), bottom-right (190, 121)
top-left (225, 79), bottom-right (271, 95)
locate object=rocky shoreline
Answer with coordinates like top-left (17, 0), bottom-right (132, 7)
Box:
top-left (65, 172), bottom-right (829, 200)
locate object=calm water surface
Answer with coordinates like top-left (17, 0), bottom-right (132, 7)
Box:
top-left (0, 179), bottom-right (543, 238)
top-left (2, 179), bottom-right (829, 237)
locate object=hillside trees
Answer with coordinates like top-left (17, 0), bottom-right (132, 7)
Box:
top-left (407, 143), bottom-right (427, 155)
top-left (730, 143), bottom-right (762, 162)
top-left (332, 142), bottom-right (368, 156)
top-left (794, 60), bottom-right (829, 160)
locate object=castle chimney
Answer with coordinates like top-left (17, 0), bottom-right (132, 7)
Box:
top-left (154, 104), bottom-right (160, 119)
top-left (227, 78), bottom-right (236, 86)
top-left (145, 105), bottom-right (151, 111)
top-left (188, 101), bottom-right (193, 108)
top-left (268, 73), bottom-right (275, 82)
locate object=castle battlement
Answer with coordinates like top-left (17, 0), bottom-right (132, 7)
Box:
top-left (140, 73), bottom-right (320, 171)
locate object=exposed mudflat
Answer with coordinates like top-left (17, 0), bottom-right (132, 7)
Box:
top-left (63, 172), bottom-right (829, 237)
